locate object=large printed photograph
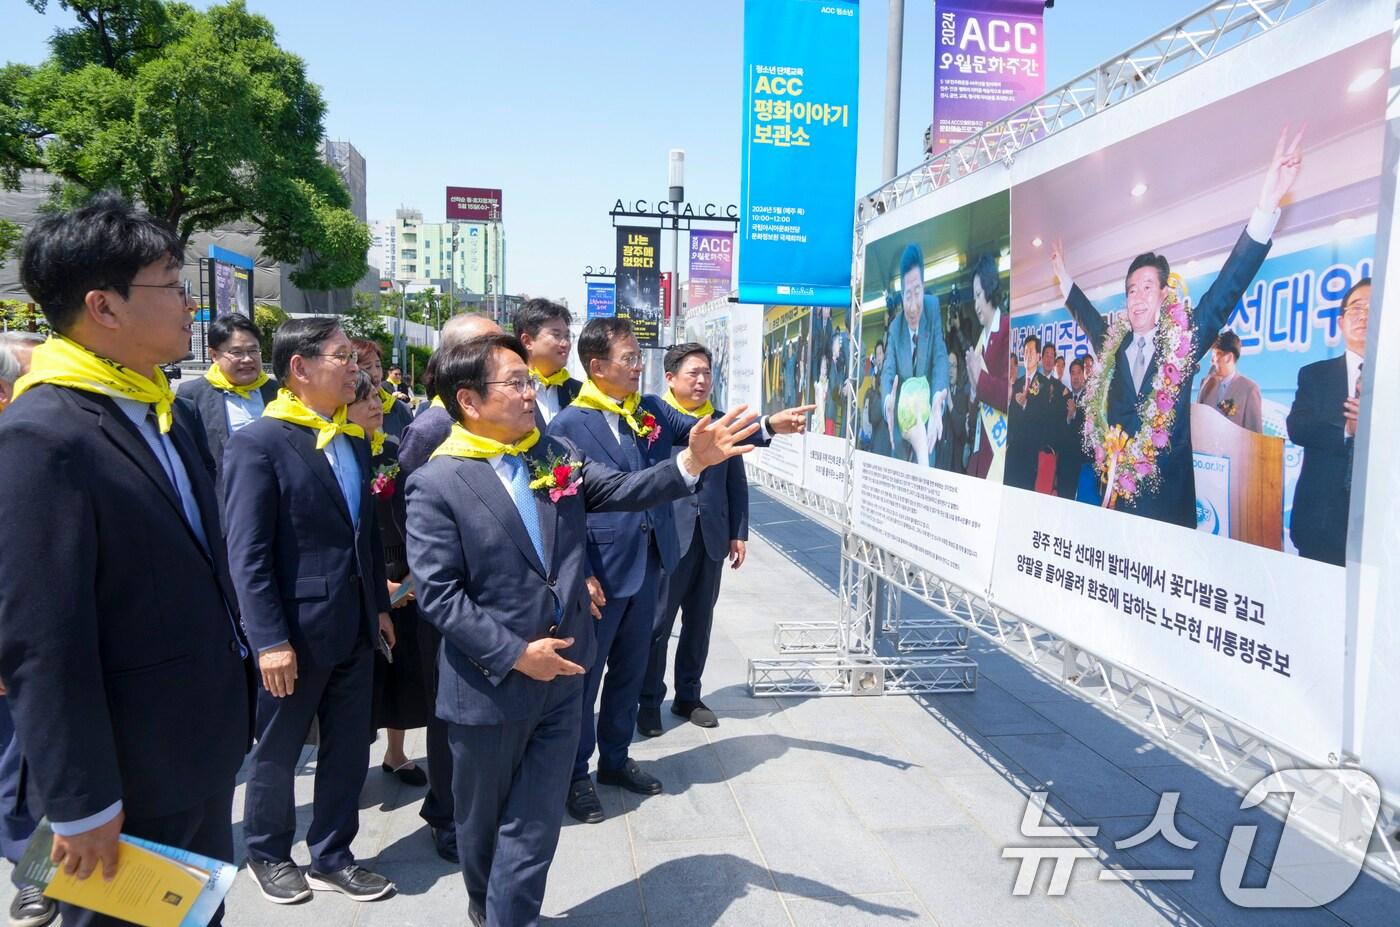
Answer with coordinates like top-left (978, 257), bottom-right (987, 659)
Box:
top-left (762, 304), bottom-right (851, 437)
top-left (858, 190), bottom-right (1012, 479)
top-left (1007, 36), bottom-right (1385, 565)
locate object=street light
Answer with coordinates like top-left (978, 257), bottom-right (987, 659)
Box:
top-left (668, 149), bottom-right (684, 345)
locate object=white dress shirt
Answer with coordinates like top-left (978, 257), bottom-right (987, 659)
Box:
top-left (536, 385), bottom-right (562, 424)
top-left (222, 389), bottom-right (266, 432)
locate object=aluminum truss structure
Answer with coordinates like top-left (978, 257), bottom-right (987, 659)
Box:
top-left (856, 0), bottom-right (1329, 222)
top-left (746, 0), bottom-right (1400, 889)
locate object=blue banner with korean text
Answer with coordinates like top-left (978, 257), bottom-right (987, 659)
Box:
top-left (586, 280), bottom-right (616, 319)
top-left (739, 0), bottom-right (859, 308)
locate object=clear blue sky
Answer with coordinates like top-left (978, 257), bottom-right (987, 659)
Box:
top-left (2, 0), bottom-right (1211, 311)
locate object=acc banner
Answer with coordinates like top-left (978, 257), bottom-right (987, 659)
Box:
top-left (586, 281), bottom-right (615, 319)
top-left (688, 230), bottom-right (734, 306)
top-left (739, 0), bottom-right (858, 308)
top-left (615, 226), bottom-right (662, 347)
top-left (931, 0), bottom-right (1045, 155)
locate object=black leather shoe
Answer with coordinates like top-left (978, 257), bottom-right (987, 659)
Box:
top-left (246, 858), bottom-right (312, 904)
top-left (383, 760), bottom-right (428, 787)
top-left (598, 758), bottom-right (663, 795)
top-left (8, 884), bottom-right (57, 927)
top-left (672, 699), bottom-right (719, 728)
top-left (636, 706), bottom-right (663, 737)
top-left (567, 778), bottom-right (605, 824)
top-left (306, 863), bottom-right (395, 901)
top-left (431, 825), bottom-right (459, 864)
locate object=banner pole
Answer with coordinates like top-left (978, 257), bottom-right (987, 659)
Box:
top-left (882, 0), bottom-right (905, 182)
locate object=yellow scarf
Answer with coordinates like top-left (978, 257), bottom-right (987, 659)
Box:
top-left (379, 387), bottom-right (397, 414)
top-left (661, 388), bottom-right (714, 420)
top-left (430, 396), bottom-right (446, 410)
top-left (573, 379), bottom-right (652, 437)
top-left (370, 429), bottom-right (386, 456)
top-left (431, 422), bottom-right (540, 460)
top-left (14, 334), bottom-right (175, 433)
top-left (261, 388), bottom-right (365, 450)
top-left (205, 364), bottom-right (269, 400)
top-left (530, 366), bottom-right (571, 388)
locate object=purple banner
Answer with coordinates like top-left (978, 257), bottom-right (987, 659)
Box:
top-left (931, 0), bottom-right (1045, 156)
top-left (687, 229), bottom-right (734, 307)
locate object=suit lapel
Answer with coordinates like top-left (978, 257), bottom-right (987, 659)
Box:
top-left (89, 395), bottom-right (188, 521)
top-left (456, 457), bottom-right (547, 577)
top-left (354, 438), bottom-right (375, 539)
top-left (280, 423), bottom-right (354, 527)
top-left (581, 408), bottom-right (628, 468)
top-left (525, 446), bottom-right (561, 578)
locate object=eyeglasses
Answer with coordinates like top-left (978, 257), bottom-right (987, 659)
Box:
top-left (310, 351), bottom-right (360, 366)
top-left (484, 378), bottom-right (535, 396)
top-left (220, 348), bottom-right (262, 361)
top-left (611, 353), bottom-right (644, 369)
top-left (1343, 300), bottom-right (1370, 315)
top-left (127, 280), bottom-right (194, 300)
top-left (540, 328), bottom-right (573, 343)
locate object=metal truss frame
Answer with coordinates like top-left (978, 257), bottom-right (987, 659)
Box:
top-left (745, 0), bottom-right (1400, 888)
top-left (856, 0), bottom-right (1329, 223)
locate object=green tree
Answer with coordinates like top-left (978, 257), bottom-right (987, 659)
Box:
top-left (0, 219), bottom-right (19, 271)
top-left (5, 0), bottom-right (369, 289)
top-left (252, 301), bottom-right (286, 356)
top-left (342, 291), bottom-right (389, 342)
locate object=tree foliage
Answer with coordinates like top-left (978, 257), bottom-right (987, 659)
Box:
top-left (6, 0), bottom-right (369, 289)
top-left (251, 301), bottom-right (286, 355)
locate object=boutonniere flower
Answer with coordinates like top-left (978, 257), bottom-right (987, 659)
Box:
top-left (529, 453), bottom-right (584, 503)
top-left (1028, 378), bottom-right (1041, 397)
top-left (1217, 398), bottom-right (1237, 417)
top-left (638, 412), bottom-right (660, 447)
top-left (371, 461), bottom-right (401, 499)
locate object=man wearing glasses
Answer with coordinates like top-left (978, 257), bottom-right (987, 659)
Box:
top-left (223, 317), bottom-right (396, 904)
top-left (0, 193), bottom-right (252, 927)
top-left (176, 313), bottom-right (279, 498)
top-left (1287, 277), bottom-right (1371, 566)
top-left (549, 318), bottom-right (812, 824)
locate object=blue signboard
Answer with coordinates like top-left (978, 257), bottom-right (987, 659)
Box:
top-left (586, 280), bottom-right (616, 319)
top-left (739, 0), bottom-right (859, 308)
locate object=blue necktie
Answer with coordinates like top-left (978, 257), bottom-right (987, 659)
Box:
top-left (507, 455), bottom-right (548, 570)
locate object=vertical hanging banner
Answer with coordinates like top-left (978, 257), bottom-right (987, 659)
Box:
top-left (688, 230), bottom-right (735, 306)
top-left (615, 226), bottom-right (662, 346)
top-left (739, 0), bottom-right (859, 308)
top-left (586, 280), bottom-right (616, 319)
top-left (931, 0), bottom-right (1045, 155)
top-left (661, 272), bottom-right (673, 328)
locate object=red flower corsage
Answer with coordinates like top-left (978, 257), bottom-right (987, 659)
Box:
top-left (638, 412), bottom-right (660, 447)
top-left (529, 454), bottom-right (583, 503)
top-left (371, 461), bottom-right (400, 499)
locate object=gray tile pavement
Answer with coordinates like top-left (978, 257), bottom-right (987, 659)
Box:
top-left (2, 490), bottom-right (1397, 926)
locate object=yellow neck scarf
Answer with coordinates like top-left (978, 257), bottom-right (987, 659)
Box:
top-left (14, 334), bottom-right (175, 433)
top-left (431, 423), bottom-right (540, 460)
top-left (262, 388), bottom-right (365, 450)
top-left (574, 379), bottom-right (651, 437)
top-left (530, 366), bottom-right (570, 388)
top-left (661, 388), bottom-right (713, 420)
top-left (379, 387), bottom-right (397, 414)
top-left (205, 364), bottom-right (269, 400)
top-left (370, 429), bottom-right (386, 456)
top-left (430, 396), bottom-right (446, 410)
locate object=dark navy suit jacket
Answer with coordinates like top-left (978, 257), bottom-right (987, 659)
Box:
top-left (405, 435), bottom-right (693, 725)
top-left (223, 416), bottom-right (391, 666)
top-left (1064, 228), bottom-right (1270, 527)
top-left (174, 376), bottom-right (280, 496)
top-left (546, 396), bottom-right (717, 599)
top-left (0, 386), bottom-right (252, 822)
top-left (1286, 354), bottom-right (1351, 564)
top-left (667, 412), bottom-right (749, 562)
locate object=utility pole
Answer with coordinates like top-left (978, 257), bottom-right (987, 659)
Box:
top-left (883, 0), bottom-right (905, 182)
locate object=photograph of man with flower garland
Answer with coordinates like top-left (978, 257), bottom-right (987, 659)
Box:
top-left (1006, 35), bottom-right (1384, 558)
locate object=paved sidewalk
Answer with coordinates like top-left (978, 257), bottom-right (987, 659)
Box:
top-left (4, 490), bottom-right (1399, 925)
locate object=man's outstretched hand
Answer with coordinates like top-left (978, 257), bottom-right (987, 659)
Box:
top-left (768, 404), bottom-right (818, 434)
top-left (681, 405), bottom-right (761, 475)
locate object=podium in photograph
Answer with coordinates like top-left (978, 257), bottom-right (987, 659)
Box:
top-left (1190, 405), bottom-right (1284, 549)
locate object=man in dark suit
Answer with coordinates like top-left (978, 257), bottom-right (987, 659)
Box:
top-left (881, 242), bottom-right (950, 464)
top-left (223, 317), bottom-right (395, 904)
top-left (406, 334), bottom-right (760, 927)
top-left (549, 318), bottom-right (810, 824)
top-left (637, 343), bottom-right (750, 737)
top-left (1005, 335), bottom-right (1046, 491)
top-left (513, 298), bottom-right (581, 431)
top-left (393, 311), bottom-right (500, 864)
top-left (0, 193), bottom-right (252, 927)
top-left (1287, 277), bottom-right (1369, 566)
top-left (1051, 127), bottom-right (1302, 525)
top-left (175, 312), bottom-right (280, 497)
